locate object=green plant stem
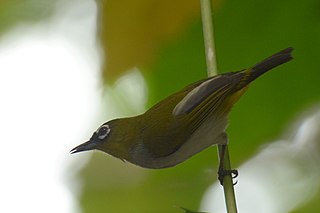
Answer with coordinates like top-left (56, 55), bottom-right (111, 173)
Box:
top-left (200, 0), bottom-right (217, 76)
top-left (200, 0), bottom-right (238, 212)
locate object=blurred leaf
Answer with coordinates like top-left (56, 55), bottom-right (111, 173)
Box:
top-left (98, 0), bottom-right (209, 81)
top-left (293, 193), bottom-right (320, 213)
top-left (0, 0), bottom-right (55, 35)
top-left (146, 21), bottom-right (207, 106)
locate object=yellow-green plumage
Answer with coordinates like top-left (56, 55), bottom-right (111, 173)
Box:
top-left (70, 48), bottom-right (293, 169)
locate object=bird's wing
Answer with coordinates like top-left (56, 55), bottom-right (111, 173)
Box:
top-left (172, 72), bottom-right (243, 116)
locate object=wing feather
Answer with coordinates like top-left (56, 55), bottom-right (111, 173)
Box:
top-left (173, 72), bottom-right (244, 116)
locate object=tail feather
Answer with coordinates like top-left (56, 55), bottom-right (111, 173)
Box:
top-left (246, 47), bottom-right (293, 83)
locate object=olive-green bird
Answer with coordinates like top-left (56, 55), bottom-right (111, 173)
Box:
top-left (71, 48), bottom-right (293, 169)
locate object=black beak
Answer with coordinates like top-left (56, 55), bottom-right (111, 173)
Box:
top-left (70, 140), bottom-right (97, 154)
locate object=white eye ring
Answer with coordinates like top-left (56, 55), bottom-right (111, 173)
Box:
top-left (97, 124), bottom-right (110, 140)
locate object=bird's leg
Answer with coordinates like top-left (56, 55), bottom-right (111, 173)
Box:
top-left (218, 144), bottom-right (238, 185)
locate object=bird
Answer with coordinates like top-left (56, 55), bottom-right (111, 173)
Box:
top-left (70, 47), bottom-right (293, 170)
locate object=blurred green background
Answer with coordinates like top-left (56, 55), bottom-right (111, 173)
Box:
top-left (1, 0), bottom-right (319, 212)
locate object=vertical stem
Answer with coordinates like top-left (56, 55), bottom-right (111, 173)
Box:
top-left (200, 0), bottom-right (238, 212)
top-left (200, 0), bottom-right (217, 76)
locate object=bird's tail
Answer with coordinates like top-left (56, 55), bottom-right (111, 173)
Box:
top-left (244, 47), bottom-right (294, 84)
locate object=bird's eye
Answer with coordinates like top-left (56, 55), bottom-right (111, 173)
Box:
top-left (97, 124), bottom-right (110, 140)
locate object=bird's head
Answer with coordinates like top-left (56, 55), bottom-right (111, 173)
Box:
top-left (70, 119), bottom-right (133, 161)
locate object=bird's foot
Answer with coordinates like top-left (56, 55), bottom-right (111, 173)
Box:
top-left (218, 168), bottom-right (238, 186)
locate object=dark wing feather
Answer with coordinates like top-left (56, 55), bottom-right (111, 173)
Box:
top-left (173, 72), bottom-right (244, 116)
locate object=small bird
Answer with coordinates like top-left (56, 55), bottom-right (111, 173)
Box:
top-left (70, 48), bottom-right (293, 170)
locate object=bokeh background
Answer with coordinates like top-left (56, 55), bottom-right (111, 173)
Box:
top-left (0, 0), bottom-right (319, 212)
